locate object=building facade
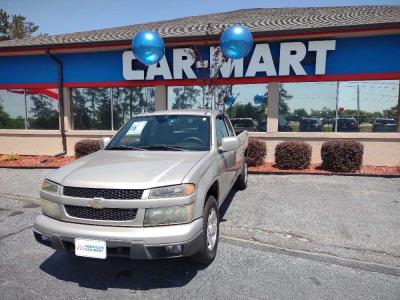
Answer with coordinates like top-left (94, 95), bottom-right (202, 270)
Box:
top-left (0, 6), bottom-right (399, 165)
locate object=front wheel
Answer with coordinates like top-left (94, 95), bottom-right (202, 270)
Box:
top-left (190, 196), bottom-right (219, 265)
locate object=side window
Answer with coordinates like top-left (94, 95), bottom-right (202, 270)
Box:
top-left (224, 117), bottom-right (235, 136)
top-left (216, 116), bottom-right (229, 146)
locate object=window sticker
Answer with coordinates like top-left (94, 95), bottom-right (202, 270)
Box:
top-left (127, 121), bottom-right (147, 135)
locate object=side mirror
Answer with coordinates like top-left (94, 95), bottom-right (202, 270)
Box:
top-left (99, 137), bottom-right (111, 148)
top-left (220, 137), bottom-right (239, 152)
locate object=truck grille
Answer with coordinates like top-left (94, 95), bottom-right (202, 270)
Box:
top-left (65, 205), bottom-right (138, 221)
top-left (63, 186), bottom-right (143, 199)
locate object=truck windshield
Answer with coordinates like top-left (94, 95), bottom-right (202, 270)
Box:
top-left (107, 115), bottom-right (210, 151)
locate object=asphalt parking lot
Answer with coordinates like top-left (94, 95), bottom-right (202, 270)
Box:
top-left (1, 169), bottom-right (400, 299)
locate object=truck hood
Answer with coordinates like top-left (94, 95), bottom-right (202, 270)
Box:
top-left (47, 150), bottom-right (207, 189)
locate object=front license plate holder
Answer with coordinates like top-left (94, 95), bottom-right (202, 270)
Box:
top-left (75, 238), bottom-right (107, 259)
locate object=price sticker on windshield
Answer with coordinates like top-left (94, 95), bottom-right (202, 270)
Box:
top-left (127, 121), bottom-right (147, 135)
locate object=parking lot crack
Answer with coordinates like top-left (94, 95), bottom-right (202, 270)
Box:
top-left (0, 225), bottom-right (33, 241)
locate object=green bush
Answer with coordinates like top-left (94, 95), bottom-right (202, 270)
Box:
top-left (275, 141), bottom-right (312, 169)
top-left (321, 139), bottom-right (363, 172)
top-left (74, 139), bottom-right (101, 159)
top-left (247, 138), bottom-right (267, 167)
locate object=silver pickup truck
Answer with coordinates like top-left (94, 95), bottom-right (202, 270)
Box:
top-left (34, 110), bottom-right (249, 264)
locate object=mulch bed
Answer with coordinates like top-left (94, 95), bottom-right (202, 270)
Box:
top-left (249, 163), bottom-right (400, 177)
top-left (0, 155), bottom-right (74, 168)
top-left (1, 154), bottom-right (399, 177)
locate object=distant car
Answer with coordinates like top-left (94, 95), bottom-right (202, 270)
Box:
top-left (299, 118), bottom-right (322, 132)
top-left (372, 118), bottom-right (396, 132)
top-left (256, 116), bottom-right (293, 132)
top-left (332, 118), bottom-right (360, 132)
top-left (231, 118), bottom-right (256, 134)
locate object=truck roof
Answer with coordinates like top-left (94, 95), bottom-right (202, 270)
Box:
top-left (135, 109), bottom-right (219, 117)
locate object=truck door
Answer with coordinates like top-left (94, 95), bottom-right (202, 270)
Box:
top-left (216, 115), bottom-right (236, 200)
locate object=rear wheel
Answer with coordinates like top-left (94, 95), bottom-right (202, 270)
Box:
top-left (190, 196), bottom-right (219, 265)
top-left (234, 160), bottom-right (248, 190)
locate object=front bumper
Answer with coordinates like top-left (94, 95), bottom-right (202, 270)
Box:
top-left (33, 214), bottom-right (203, 259)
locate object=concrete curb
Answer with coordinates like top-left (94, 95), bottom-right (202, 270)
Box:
top-left (249, 170), bottom-right (400, 178)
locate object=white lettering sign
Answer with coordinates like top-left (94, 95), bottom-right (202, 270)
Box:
top-left (122, 40), bottom-right (336, 80)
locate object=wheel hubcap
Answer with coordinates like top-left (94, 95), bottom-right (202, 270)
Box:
top-left (206, 208), bottom-right (218, 251)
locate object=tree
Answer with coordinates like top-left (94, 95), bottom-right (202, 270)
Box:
top-left (293, 108), bottom-right (309, 118)
top-left (28, 94), bottom-right (59, 129)
top-left (0, 9), bottom-right (39, 40)
top-left (172, 86), bottom-right (201, 109)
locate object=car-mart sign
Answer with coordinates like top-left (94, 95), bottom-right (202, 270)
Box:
top-left (0, 34), bottom-right (399, 86)
top-left (122, 40), bottom-right (336, 80)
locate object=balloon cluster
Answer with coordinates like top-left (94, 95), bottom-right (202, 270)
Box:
top-left (131, 25), bottom-right (255, 107)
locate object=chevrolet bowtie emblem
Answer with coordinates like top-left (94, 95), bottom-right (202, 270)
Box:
top-left (88, 197), bottom-right (105, 209)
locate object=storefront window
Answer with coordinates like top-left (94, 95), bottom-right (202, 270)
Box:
top-left (279, 80), bottom-right (399, 133)
top-left (26, 89), bottom-right (59, 129)
top-left (279, 82), bottom-right (336, 132)
top-left (113, 87), bottom-right (155, 130)
top-left (0, 89), bottom-right (60, 130)
top-left (72, 88), bottom-right (111, 130)
top-left (73, 87), bottom-right (155, 130)
top-left (226, 84), bottom-right (268, 134)
top-left (0, 90), bottom-right (26, 129)
top-left (167, 86), bottom-right (203, 110)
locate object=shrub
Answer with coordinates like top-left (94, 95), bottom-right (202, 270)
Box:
top-left (321, 139), bottom-right (363, 172)
top-left (74, 139), bottom-right (101, 159)
top-left (1, 153), bottom-right (19, 161)
top-left (275, 141), bottom-right (312, 169)
top-left (247, 138), bottom-right (267, 167)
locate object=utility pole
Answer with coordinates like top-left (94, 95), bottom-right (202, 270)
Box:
top-left (335, 81), bottom-right (339, 133)
top-left (357, 84), bottom-right (360, 125)
top-left (397, 80), bottom-right (400, 132)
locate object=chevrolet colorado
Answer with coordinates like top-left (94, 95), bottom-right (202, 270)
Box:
top-left (34, 110), bottom-right (249, 264)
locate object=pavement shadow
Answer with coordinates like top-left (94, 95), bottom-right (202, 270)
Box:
top-left (40, 251), bottom-right (206, 291)
top-left (219, 188), bottom-right (238, 222)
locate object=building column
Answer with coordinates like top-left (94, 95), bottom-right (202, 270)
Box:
top-left (62, 87), bottom-right (73, 130)
top-left (155, 85), bottom-right (167, 111)
top-left (266, 82), bottom-right (279, 132)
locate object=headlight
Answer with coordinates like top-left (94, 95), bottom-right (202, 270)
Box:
top-left (41, 199), bottom-right (61, 219)
top-left (144, 203), bottom-right (194, 226)
top-left (41, 180), bottom-right (62, 195)
top-left (148, 184), bottom-right (195, 199)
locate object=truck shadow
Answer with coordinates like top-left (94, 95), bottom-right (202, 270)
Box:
top-left (219, 188), bottom-right (238, 222)
top-left (40, 251), bottom-right (206, 291)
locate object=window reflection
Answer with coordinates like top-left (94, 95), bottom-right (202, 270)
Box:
top-left (72, 87), bottom-right (155, 130)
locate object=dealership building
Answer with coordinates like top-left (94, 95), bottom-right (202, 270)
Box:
top-left (0, 5), bottom-right (399, 165)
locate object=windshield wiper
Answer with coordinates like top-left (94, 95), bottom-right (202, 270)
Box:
top-left (141, 144), bottom-right (185, 151)
top-left (107, 145), bottom-right (144, 151)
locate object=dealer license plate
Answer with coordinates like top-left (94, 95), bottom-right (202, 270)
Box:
top-left (75, 238), bottom-right (107, 259)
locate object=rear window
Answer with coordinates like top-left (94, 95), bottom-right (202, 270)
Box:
top-left (301, 119), bottom-right (317, 125)
top-left (375, 119), bottom-right (395, 125)
top-left (231, 119), bottom-right (254, 127)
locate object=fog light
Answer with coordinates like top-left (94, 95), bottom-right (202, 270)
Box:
top-left (165, 245), bottom-right (183, 255)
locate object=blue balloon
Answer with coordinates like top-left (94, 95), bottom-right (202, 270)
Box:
top-left (220, 24), bottom-right (253, 59)
top-left (254, 94), bottom-right (265, 105)
top-left (132, 31), bottom-right (165, 65)
top-left (225, 96), bottom-right (236, 107)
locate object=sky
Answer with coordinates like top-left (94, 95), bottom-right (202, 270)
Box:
top-left (1, 0), bottom-right (399, 116)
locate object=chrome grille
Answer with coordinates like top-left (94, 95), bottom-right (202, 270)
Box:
top-left (65, 205), bottom-right (137, 221)
top-left (63, 186), bottom-right (143, 199)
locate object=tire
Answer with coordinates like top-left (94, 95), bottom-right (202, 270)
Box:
top-left (190, 195), bottom-right (219, 265)
top-left (234, 160), bottom-right (248, 190)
